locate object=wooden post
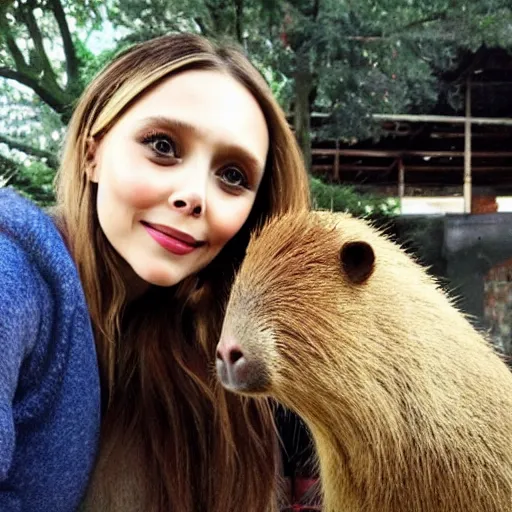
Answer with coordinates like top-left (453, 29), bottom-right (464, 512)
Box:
top-left (333, 140), bottom-right (340, 181)
top-left (464, 78), bottom-right (472, 214)
top-left (398, 158), bottom-right (405, 214)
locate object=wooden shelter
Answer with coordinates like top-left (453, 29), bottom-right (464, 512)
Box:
top-left (310, 47), bottom-right (512, 213)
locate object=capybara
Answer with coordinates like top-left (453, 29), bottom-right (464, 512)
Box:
top-left (216, 210), bottom-right (512, 512)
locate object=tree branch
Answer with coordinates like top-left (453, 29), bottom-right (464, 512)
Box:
top-left (346, 36), bottom-right (384, 41)
top-left (0, 67), bottom-right (67, 115)
top-left (49, 0), bottom-right (79, 85)
top-left (194, 16), bottom-right (210, 36)
top-left (233, 0), bottom-right (244, 44)
top-left (402, 11), bottom-right (449, 31)
top-left (0, 153), bottom-right (19, 183)
top-left (21, 5), bottom-right (59, 86)
top-left (312, 0), bottom-right (320, 20)
top-left (0, 22), bottom-right (29, 73)
top-left (0, 134), bottom-right (59, 169)
top-left (344, 11), bottom-right (451, 43)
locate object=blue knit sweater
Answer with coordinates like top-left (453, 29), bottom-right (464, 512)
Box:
top-left (0, 188), bottom-right (100, 511)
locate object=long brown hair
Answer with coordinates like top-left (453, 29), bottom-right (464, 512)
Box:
top-left (55, 33), bottom-right (310, 511)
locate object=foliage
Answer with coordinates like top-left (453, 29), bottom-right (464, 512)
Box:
top-left (310, 177), bottom-right (399, 219)
top-left (0, 153), bottom-right (18, 186)
top-left (2, 159), bottom-right (56, 206)
top-left (276, 0), bottom-right (512, 146)
top-left (1, 0), bottom-right (512, 206)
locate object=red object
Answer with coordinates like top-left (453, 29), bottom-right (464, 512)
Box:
top-left (281, 477), bottom-right (321, 511)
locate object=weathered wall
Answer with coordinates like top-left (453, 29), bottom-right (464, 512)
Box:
top-left (388, 212), bottom-right (512, 360)
top-left (484, 259), bottom-right (512, 356)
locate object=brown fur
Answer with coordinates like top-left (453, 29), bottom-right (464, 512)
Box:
top-left (218, 210), bottom-right (512, 512)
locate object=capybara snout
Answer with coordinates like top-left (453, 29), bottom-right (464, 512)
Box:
top-left (216, 335), bottom-right (271, 393)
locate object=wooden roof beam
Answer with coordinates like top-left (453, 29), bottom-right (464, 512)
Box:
top-left (372, 113), bottom-right (512, 126)
top-left (312, 165), bottom-right (512, 173)
top-left (312, 149), bottom-right (512, 158)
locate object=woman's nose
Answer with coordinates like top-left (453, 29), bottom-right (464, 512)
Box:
top-left (168, 190), bottom-right (205, 217)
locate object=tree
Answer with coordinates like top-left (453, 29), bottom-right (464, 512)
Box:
top-left (106, 0), bottom-right (505, 170)
top-left (0, 0), bottom-right (115, 199)
top-left (273, 0), bottom-right (512, 169)
top-left (0, 0), bottom-right (119, 162)
top-left (0, 0), bottom-right (100, 120)
top-left (2, 0), bottom-right (511, 208)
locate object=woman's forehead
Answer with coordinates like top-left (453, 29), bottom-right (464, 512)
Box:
top-left (114, 69), bottom-right (270, 168)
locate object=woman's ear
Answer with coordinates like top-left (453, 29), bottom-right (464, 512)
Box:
top-left (85, 137), bottom-right (99, 183)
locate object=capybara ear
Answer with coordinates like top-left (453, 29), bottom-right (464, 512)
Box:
top-left (339, 241), bottom-right (375, 284)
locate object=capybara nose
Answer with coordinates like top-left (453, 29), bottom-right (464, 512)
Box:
top-left (216, 336), bottom-right (271, 392)
top-left (216, 337), bottom-right (252, 390)
top-left (216, 341), bottom-right (245, 366)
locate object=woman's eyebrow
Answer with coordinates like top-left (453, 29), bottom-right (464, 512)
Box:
top-left (141, 115), bottom-right (199, 136)
top-left (139, 115), bottom-right (266, 172)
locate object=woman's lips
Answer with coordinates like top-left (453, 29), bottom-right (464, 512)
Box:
top-left (141, 222), bottom-right (204, 256)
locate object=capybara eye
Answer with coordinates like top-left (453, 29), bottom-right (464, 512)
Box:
top-left (339, 241), bottom-right (375, 284)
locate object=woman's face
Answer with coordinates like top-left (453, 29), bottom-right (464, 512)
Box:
top-left (88, 69), bottom-right (269, 289)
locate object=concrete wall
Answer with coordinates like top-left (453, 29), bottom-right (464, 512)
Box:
top-left (444, 213), bottom-right (512, 320)
top-left (484, 259), bottom-right (512, 356)
top-left (389, 212), bottom-right (512, 357)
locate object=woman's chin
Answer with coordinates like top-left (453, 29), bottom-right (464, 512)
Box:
top-left (132, 263), bottom-right (193, 289)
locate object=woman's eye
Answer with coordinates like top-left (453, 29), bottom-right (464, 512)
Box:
top-left (153, 138), bottom-right (174, 155)
top-left (220, 167), bottom-right (248, 188)
top-left (141, 133), bottom-right (177, 158)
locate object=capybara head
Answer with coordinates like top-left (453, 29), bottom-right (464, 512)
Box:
top-left (216, 210), bottom-right (468, 421)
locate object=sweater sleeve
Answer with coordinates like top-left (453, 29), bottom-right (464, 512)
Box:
top-left (0, 234), bottom-right (41, 481)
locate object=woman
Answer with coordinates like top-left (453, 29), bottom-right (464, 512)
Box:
top-left (1, 32), bottom-right (310, 511)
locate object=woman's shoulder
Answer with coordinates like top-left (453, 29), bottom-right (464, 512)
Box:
top-left (0, 190), bottom-right (60, 337)
top-left (0, 187), bottom-right (88, 333)
top-left (0, 187), bottom-right (77, 280)
top-left (0, 187), bottom-right (61, 241)
top-left (0, 189), bottom-right (46, 286)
